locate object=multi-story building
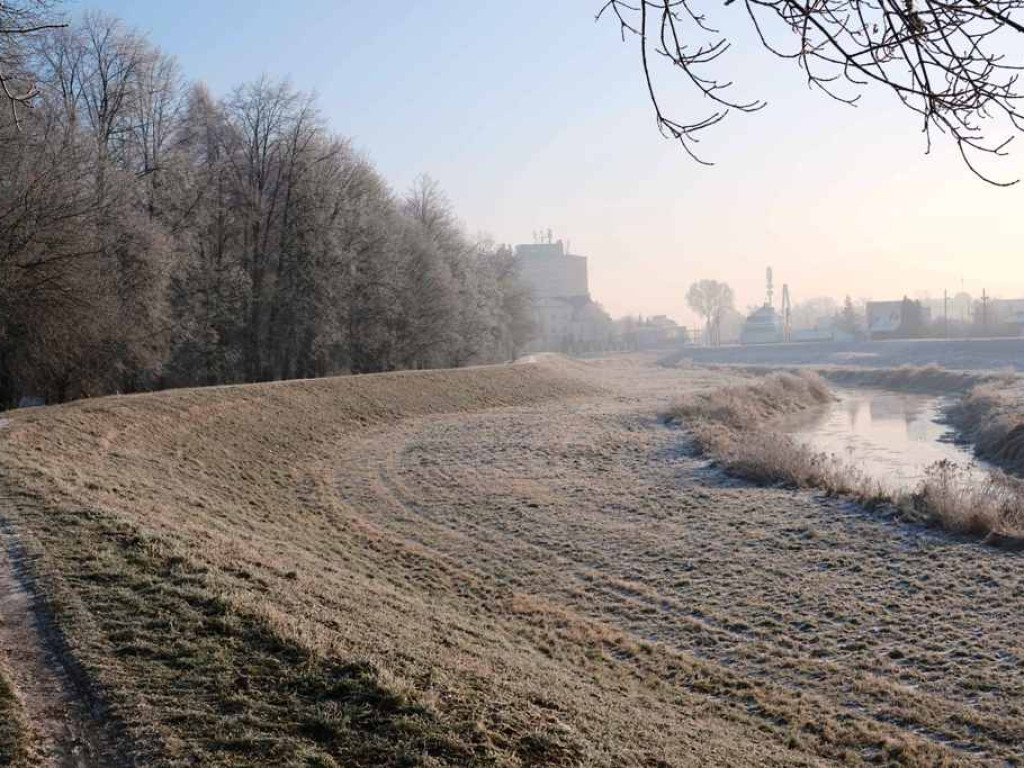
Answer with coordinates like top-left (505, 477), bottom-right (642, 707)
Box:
top-left (515, 241), bottom-right (588, 300)
top-left (514, 241), bottom-right (611, 353)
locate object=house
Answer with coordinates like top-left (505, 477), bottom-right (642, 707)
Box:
top-left (866, 298), bottom-right (931, 340)
top-left (635, 315), bottom-right (687, 349)
top-left (990, 299), bottom-right (1024, 335)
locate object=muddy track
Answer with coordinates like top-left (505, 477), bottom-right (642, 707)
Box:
top-left (0, 520), bottom-right (121, 768)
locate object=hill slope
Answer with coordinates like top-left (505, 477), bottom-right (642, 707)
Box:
top-left (1, 359), bottom-right (770, 767)
top-left (0, 361), bottom-right (607, 766)
top-left (3, 357), bottom-right (1024, 766)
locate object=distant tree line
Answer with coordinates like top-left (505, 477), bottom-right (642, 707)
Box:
top-left (0, 8), bottom-right (534, 407)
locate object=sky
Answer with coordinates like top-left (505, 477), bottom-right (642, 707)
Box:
top-left (79, 0), bottom-right (1024, 324)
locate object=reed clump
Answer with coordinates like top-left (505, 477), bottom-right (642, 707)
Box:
top-left (666, 371), bottom-right (832, 431)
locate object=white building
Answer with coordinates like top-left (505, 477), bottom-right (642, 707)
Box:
top-left (515, 241), bottom-right (610, 353)
top-left (866, 299), bottom-right (931, 339)
top-left (515, 241), bottom-right (588, 300)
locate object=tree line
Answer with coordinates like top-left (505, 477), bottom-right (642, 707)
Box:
top-left (0, 10), bottom-right (534, 408)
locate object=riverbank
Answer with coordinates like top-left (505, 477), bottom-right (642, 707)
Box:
top-left (947, 381), bottom-right (1024, 476)
top-left (665, 373), bottom-right (1024, 544)
top-left (667, 359), bottom-right (1024, 480)
top-left (663, 337), bottom-right (1024, 372)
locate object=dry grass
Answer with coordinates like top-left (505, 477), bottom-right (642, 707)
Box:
top-left (0, 361), bottom-right (612, 767)
top-left (819, 364), bottom-right (982, 394)
top-left (665, 371), bottom-right (833, 431)
top-left (914, 461), bottom-right (1024, 543)
top-left (3, 356), bottom-right (1024, 765)
top-left (688, 425), bottom-right (881, 497)
top-left (692, 363), bottom-right (986, 396)
top-left (946, 382), bottom-right (1024, 475)
top-left (0, 655), bottom-right (34, 767)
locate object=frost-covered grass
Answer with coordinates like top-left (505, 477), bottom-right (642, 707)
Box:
top-left (821, 363), bottom-right (981, 393)
top-left (665, 371), bottom-right (833, 430)
top-left (0, 361), bottom-right (604, 767)
top-left (947, 381), bottom-right (1024, 476)
top-left (689, 423), bottom-right (881, 497)
top-left (914, 461), bottom-right (1024, 544)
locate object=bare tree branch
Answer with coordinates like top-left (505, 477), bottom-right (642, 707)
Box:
top-left (0, 1), bottom-right (65, 129)
top-left (600, 0), bottom-right (1024, 183)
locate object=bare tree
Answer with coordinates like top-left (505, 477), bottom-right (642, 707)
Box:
top-left (0, 10), bottom-right (554, 406)
top-left (687, 278), bottom-right (734, 345)
top-left (222, 76), bottom-right (303, 379)
top-left (599, 0), bottom-right (1024, 183)
top-left (0, 1), bottom-right (63, 129)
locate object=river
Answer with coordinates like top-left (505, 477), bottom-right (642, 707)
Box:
top-left (777, 387), bottom-right (986, 490)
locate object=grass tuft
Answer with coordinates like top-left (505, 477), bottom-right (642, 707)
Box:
top-left (913, 460), bottom-right (1024, 542)
top-left (665, 371), bottom-right (833, 431)
top-left (947, 382), bottom-right (1024, 475)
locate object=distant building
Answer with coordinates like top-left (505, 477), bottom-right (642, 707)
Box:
top-left (866, 298), bottom-right (932, 340)
top-left (740, 266), bottom-right (791, 345)
top-left (635, 315), bottom-right (687, 349)
top-left (989, 299), bottom-right (1024, 335)
top-left (740, 306), bottom-right (786, 345)
top-left (866, 301), bottom-right (902, 338)
top-left (515, 241), bottom-right (588, 300)
top-left (515, 240), bottom-right (612, 353)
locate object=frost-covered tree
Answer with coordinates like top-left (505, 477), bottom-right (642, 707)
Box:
top-left (0, 10), bottom-right (538, 406)
top-left (686, 279), bottom-right (734, 346)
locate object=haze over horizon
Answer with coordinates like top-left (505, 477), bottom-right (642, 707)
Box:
top-left (87, 0), bottom-right (1024, 324)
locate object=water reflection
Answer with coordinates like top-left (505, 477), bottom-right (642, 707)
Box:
top-left (777, 388), bottom-right (981, 489)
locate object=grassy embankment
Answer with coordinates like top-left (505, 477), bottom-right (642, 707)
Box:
top-left (947, 381), bottom-right (1024, 475)
top-left (818, 363), bottom-right (982, 393)
top-left (666, 371), bottom-right (1024, 544)
top-left (0, 361), bottom-right (617, 767)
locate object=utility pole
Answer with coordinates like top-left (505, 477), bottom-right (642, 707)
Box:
top-left (944, 289), bottom-right (949, 339)
top-left (981, 289), bottom-right (989, 335)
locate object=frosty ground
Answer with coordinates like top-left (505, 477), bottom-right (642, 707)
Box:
top-left (1, 354), bottom-right (1022, 766)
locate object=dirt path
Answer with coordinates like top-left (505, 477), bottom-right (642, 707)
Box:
top-left (0, 523), bottom-right (111, 768)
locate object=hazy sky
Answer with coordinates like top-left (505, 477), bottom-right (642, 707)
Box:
top-left (83, 1), bottom-right (1024, 324)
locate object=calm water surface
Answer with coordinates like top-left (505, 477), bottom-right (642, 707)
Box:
top-left (777, 388), bottom-right (985, 489)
